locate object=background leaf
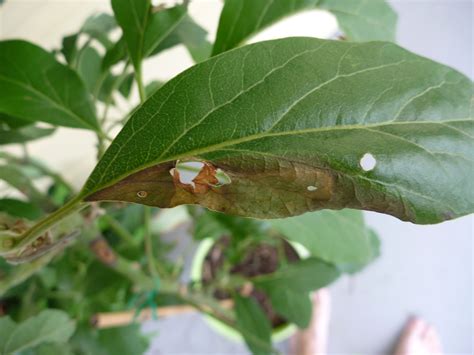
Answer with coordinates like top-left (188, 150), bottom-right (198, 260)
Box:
top-left (212, 0), bottom-right (397, 55)
top-left (253, 257), bottom-right (339, 329)
top-left (266, 289), bottom-right (312, 328)
top-left (0, 310), bottom-right (75, 354)
top-left (194, 210), bottom-right (265, 241)
top-left (0, 125), bottom-right (55, 146)
top-left (270, 209), bottom-right (375, 269)
top-left (0, 198), bottom-right (43, 220)
top-left (0, 40), bottom-right (98, 130)
top-left (253, 257), bottom-right (340, 293)
top-left (84, 38), bottom-right (473, 224)
top-left (152, 14), bottom-right (212, 63)
top-left (70, 324), bottom-right (149, 355)
top-left (111, 0), bottom-right (186, 73)
top-left (76, 45), bottom-right (102, 93)
top-left (234, 294), bottom-right (273, 355)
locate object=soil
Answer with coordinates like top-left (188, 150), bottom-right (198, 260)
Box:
top-left (202, 237), bottom-right (300, 328)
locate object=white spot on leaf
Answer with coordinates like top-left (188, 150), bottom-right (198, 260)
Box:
top-left (307, 185), bottom-right (318, 191)
top-left (360, 153), bottom-right (377, 172)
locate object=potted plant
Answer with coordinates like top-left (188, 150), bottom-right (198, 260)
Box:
top-left (0, 0), bottom-right (471, 354)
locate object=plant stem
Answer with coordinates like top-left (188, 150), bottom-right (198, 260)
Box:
top-left (100, 214), bottom-right (136, 245)
top-left (15, 196), bottom-right (86, 253)
top-left (143, 206), bottom-right (159, 278)
top-left (136, 67), bottom-right (146, 103)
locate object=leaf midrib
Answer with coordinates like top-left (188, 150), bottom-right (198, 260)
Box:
top-left (88, 118), bottom-right (471, 196)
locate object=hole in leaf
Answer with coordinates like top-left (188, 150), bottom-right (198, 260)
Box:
top-left (307, 185), bottom-right (318, 191)
top-left (360, 153), bottom-right (377, 172)
top-left (171, 161), bottom-right (232, 190)
top-left (173, 161), bottom-right (205, 187)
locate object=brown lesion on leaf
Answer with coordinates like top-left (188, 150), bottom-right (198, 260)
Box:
top-left (86, 157), bottom-right (340, 219)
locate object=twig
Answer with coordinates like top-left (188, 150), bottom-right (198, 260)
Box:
top-left (93, 300), bottom-right (234, 328)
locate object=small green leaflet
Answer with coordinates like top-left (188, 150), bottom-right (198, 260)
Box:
top-left (83, 38), bottom-right (473, 224)
top-left (212, 0), bottom-right (397, 55)
top-left (0, 40), bottom-right (99, 131)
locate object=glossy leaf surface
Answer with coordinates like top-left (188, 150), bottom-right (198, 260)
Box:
top-left (84, 38), bottom-right (473, 224)
top-left (212, 0), bottom-right (397, 55)
top-left (0, 41), bottom-right (98, 130)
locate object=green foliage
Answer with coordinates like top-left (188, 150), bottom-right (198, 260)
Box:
top-left (70, 324), bottom-right (150, 355)
top-left (0, 199), bottom-right (42, 220)
top-left (254, 257), bottom-right (340, 293)
top-left (266, 289), bottom-right (312, 328)
top-left (212, 0), bottom-right (397, 55)
top-left (0, 41), bottom-right (99, 131)
top-left (111, 0), bottom-right (186, 73)
top-left (271, 209), bottom-right (379, 270)
top-left (234, 294), bottom-right (273, 355)
top-left (251, 257), bottom-right (340, 329)
top-left (0, 310), bottom-right (75, 354)
top-left (0, 125), bottom-right (54, 146)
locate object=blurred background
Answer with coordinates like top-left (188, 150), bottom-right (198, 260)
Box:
top-left (0, 0), bottom-right (472, 353)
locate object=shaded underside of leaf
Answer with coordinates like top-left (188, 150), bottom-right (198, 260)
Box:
top-left (84, 38), bottom-right (473, 224)
top-left (212, 0), bottom-right (397, 56)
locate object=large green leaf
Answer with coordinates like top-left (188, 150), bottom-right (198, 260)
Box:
top-left (212, 0), bottom-right (397, 56)
top-left (82, 38), bottom-right (473, 224)
top-left (111, 0), bottom-right (187, 73)
top-left (0, 310), bottom-right (75, 354)
top-left (0, 41), bottom-right (99, 130)
top-left (270, 209), bottom-right (374, 268)
top-left (234, 294), bottom-right (273, 355)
